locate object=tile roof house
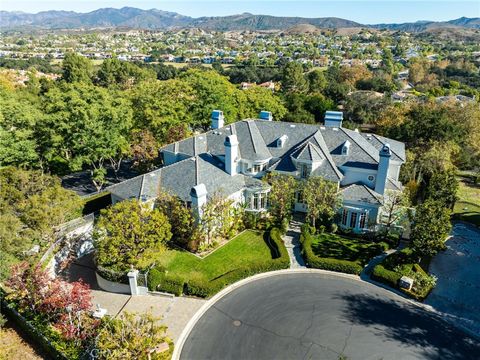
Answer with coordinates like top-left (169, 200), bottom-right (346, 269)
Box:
top-left (108, 110), bottom-right (405, 233)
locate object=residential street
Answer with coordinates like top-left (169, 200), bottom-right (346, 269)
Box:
top-left (180, 273), bottom-right (480, 360)
top-left (426, 222), bottom-right (480, 337)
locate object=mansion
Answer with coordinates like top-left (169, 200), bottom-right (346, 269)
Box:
top-left (108, 110), bottom-right (405, 232)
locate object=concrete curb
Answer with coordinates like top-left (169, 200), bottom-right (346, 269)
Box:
top-left (172, 268), bottom-right (477, 359)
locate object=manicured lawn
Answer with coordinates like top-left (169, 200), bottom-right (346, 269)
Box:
top-left (453, 179), bottom-right (480, 227)
top-left (155, 230), bottom-right (274, 281)
top-left (311, 233), bottom-right (384, 266)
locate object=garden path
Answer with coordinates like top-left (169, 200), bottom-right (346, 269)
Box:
top-left (283, 216), bottom-right (306, 268)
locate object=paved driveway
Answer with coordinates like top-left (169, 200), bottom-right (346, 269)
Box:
top-left (180, 273), bottom-right (479, 360)
top-left (61, 254), bottom-right (206, 342)
top-left (426, 222), bottom-right (480, 337)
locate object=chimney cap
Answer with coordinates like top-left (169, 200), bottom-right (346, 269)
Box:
top-left (380, 143), bottom-right (391, 157)
top-left (190, 183), bottom-right (207, 198)
top-left (211, 110), bottom-right (224, 118)
top-left (224, 134), bottom-right (239, 146)
top-left (259, 110), bottom-right (273, 121)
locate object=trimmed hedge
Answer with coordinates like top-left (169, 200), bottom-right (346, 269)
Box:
top-left (269, 227), bottom-right (290, 262)
top-left (299, 230), bottom-right (363, 275)
top-left (147, 269), bottom-right (184, 296)
top-left (371, 264), bottom-right (402, 287)
top-left (96, 264), bottom-right (128, 284)
top-left (371, 249), bottom-right (435, 301)
top-left (148, 228), bottom-right (290, 298)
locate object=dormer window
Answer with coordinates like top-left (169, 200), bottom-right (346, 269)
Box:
top-left (299, 163), bottom-right (309, 179)
top-left (277, 135), bottom-right (288, 148)
top-left (341, 140), bottom-right (351, 155)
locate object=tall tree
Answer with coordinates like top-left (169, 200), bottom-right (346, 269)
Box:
top-left (40, 82), bottom-right (133, 190)
top-left (425, 169), bottom-right (458, 209)
top-left (281, 62), bottom-right (308, 93)
top-left (307, 69), bottom-right (327, 93)
top-left (130, 79), bottom-right (194, 142)
top-left (156, 191), bottom-right (198, 250)
top-left (0, 85), bottom-right (42, 168)
top-left (411, 200), bottom-right (452, 259)
top-left (94, 200), bottom-right (172, 271)
top-left (380, 190), bottom-right (411, 239)
top-left (96, 58), bottom-right (155, 89)
top-left (302, 177), bottom-right (340, 228)
top-left (61, 52), bottom-right (93, 83)
top-left (267, 174), bottom-right (297, 223)
top-left (181, 69), bottom-right (247, 129)
top-left (0, 167), bottom-right (82, 280)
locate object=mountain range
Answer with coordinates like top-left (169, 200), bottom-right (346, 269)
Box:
top-left (0, 7), bottom-right (479, 32)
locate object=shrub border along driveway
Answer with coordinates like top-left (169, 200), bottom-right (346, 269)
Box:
top-left (171, 268), bottom-right (479, 360)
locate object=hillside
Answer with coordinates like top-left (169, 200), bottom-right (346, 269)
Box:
top-left (0, 7), bottom-right (478, 32)
top-left (373, 17), bottom-right (480, 32)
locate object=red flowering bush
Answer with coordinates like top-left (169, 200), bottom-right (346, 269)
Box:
top-left (6, 262), bottom-right (99, 345)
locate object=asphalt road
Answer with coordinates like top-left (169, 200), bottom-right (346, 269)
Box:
top-left (180, 273), bottom-right (480, 360)
top-left (426, 222), bottom-right (480, 336)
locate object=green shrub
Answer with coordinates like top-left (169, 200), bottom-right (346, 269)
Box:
top-left (413, 263), bottom-right (427, 276)
top-left (280, 217), bottom-right (290, 234)
top-left (300, 231), bottom-right (363, 275)
top-left (147, 268), bottom-right (163, 291)
top-left (159, 274), bottom-right (185, 296)
top-left (146, 269), bottom-right (184, 296)
top-left (268, 228), bottom-right (290, 265)
top-left (0, 313), bottom-right (6, 328)
top-left (372, 264), bottom-right (402, 287)
top-left (96, 265), bottom-right (128, 284)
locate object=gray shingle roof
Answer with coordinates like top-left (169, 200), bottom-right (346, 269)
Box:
top-left (341, 184), bottom-right (383, 205)
top-left (115, 117), bottom-right (405, 203)
top-left (291, 141), bottom-right (324, 162)
top-left (109, 154), bottom-right (246, 203)
top-left (360, 133), bottom-right (406, 162)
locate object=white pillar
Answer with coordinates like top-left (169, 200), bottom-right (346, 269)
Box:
top-left (127, 269), bottom-right (139, 296)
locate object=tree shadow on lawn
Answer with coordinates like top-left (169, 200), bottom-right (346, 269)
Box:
top-left (337, 292), bottom-right (480, 359)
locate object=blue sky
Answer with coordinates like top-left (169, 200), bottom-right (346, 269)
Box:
top-left (1, 1), bottom-right (479, 24)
